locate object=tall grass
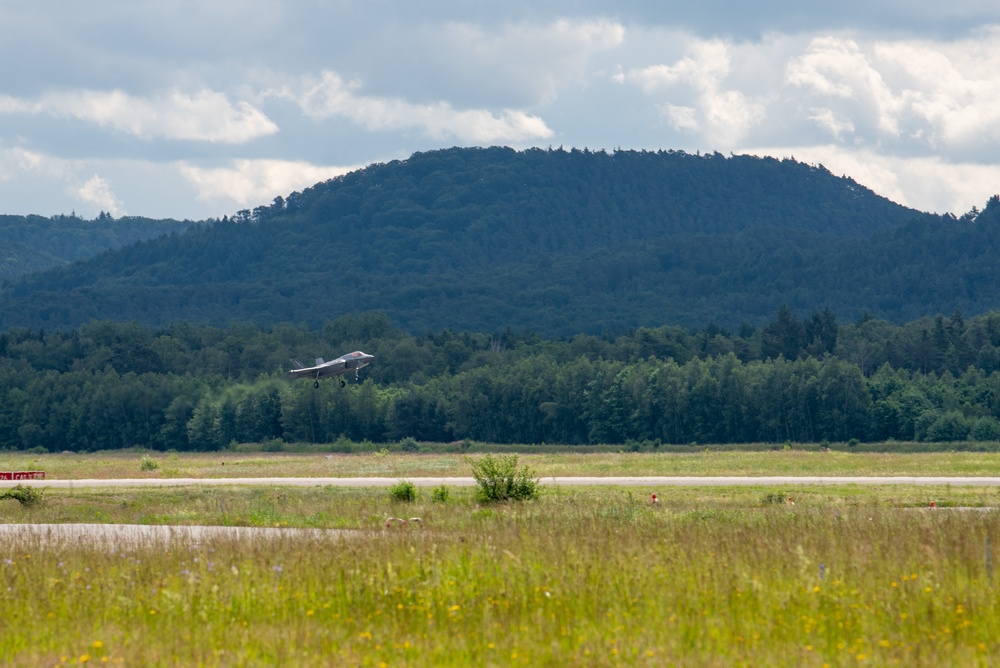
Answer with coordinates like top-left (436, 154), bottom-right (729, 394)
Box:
top-left (1, 488), bottom-right (999, 665)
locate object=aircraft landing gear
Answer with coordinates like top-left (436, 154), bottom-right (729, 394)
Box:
top-left (340, 379), bottom-right (346, 388)
top-left (313, 380), bottom-right (320, 389)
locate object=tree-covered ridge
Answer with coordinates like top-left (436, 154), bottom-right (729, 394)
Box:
top-left (5, 309), bottom-right (1000, 451)
top-left (0, 212), bottom-right (201, 280)
top-left (6, 147), bottom-right (991, 334)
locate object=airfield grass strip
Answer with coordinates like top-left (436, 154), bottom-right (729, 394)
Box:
top-left (1, 487), bottom-right (1000, 666)
top-left (7, 449), bottom-right (1000, 481)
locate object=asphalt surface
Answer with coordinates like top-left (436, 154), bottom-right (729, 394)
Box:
top-left (5, 476), bottom-right (1000, 489)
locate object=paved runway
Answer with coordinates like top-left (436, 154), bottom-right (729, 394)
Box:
top-left (5, 475), bottom-right (1000, 488)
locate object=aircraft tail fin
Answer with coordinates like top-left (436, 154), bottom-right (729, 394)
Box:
top-left (315, 358), bottom-right (326, 366)
top-left (290, 358), bottom-right (306, 370)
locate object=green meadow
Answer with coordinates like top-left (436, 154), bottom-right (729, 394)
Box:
top-left (5, 448), bottom-right (1000, 479)
top-left (2, 480), bottom-right (1000, 666)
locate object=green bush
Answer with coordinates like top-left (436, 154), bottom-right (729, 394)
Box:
top-left (389, 480), bottom-right (417, 502)
top-left (469, 454), bottom-right (540, 503)
top-left (1, 484), bottom-right (42, 506)
top-left (262, 438), bottom-right (285, 452)
top-left (399, 437), bottom-right (420, 452)
top-left (139, 454), bottom-right (160, 471)
top-left (431, 484), bottom-right (450, 503)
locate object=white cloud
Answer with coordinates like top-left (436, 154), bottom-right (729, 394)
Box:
top-left (787, 36), bottom-right (906, 138)
top-left (0, 89), bottom-right (277, 143)
top-left (873, 31), bottom-right (1000, 151)
top-left (808, 108), bottom-right (855, 139)
top-left (613, 27), bottom-right (1000, 174)
top-left (620, 40), bottom-right (766, 145)
top-left (785, 30), bottom-right (1000, 157)
top-left (281, 71), bottom-right (554, 144)
top-left (179, 159), bottom-right (358, 208)
top-left (424, 18), bottom-right (625, 105)
top-left (625, 42), bottom-right (726, 93)
top-left (77, 175), bottom-right (126, 217)
top-left (661, 105), bottom-right (699, 132)
top-left (0, 147), bottom-right (61, 180)
top-left (0, 148), bottom-right (131, 215)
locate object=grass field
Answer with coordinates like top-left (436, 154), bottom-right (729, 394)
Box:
top-left (2, 479), bottom-right (1000, 666)
top-left (3, 451), bottom-right (1000, 665)
top-left (4, 448), bottom-right (1000, 480)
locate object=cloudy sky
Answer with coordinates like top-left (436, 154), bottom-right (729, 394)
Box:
top-left (2, 1), bottom-right (999, 220)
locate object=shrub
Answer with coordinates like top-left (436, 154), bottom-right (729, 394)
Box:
top-left (1, 485), bottom-right (42, 506)
top-left (431, 484), bottom-right (450, 503)
top-left (390, 480), bottom-right (417, 502)
top-left (399, 437), bottom-right (420, 452)
top-left (139, 455), bottom-right (160, 471)
top-left (469, 454), bottom-right (540, 503)
top-left (262, 438), bottom-right (285, 452)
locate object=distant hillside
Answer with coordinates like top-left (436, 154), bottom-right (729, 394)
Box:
top-left (1, 147), bottom-right (996, 334)
top-left (0, 213), bottom-right (201, 280)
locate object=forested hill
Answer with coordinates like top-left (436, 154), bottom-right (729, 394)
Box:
top-left (0, 213), bottom-right (201, 280)
top-left (1, 147), bottom-right (996, 334)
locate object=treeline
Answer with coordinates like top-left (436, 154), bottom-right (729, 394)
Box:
top-left (4, 309), bottom-right (1000, 451)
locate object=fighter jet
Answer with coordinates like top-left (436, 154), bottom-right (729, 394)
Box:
top-left (288, 351), bottom-right (374, 388)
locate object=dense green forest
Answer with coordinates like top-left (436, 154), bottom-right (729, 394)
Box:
top-left (0, 212), bottom-right (200, 280)
top-left (7, 147), bottom-right (999, 334)
top-left (4, 310), bottom-right (1000, 452)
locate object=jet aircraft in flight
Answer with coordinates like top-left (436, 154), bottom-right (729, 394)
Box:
top-left (288, 351), bottom-right (374, 388)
